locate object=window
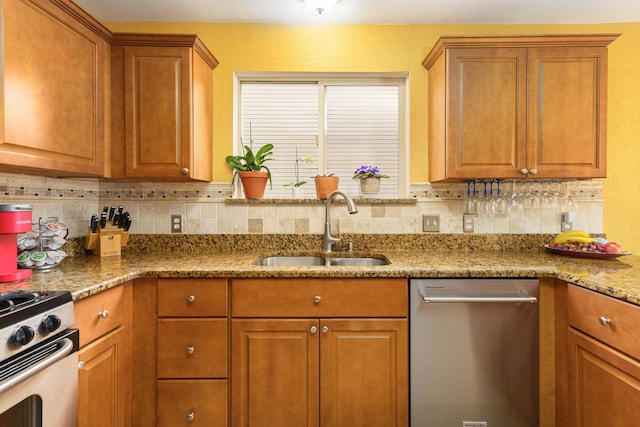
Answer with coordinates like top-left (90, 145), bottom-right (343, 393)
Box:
top-left (235, 73), bottom-right (408, 198)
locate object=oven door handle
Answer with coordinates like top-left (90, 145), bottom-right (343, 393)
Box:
top-left (0, 338), bottom-right (75, 394)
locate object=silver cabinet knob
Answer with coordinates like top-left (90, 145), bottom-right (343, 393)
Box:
top-left (313, 295), bottom-right (321, 303)
top-left (520, 168), bottom-right (528, 175)
top-left (187, 411), bottom-right (195, 422)
top-left (182, 168), bottom-right (189, 175)
top-left (322, 325), bottom-right (329, 334)
top-left (78, 361), bottom-right (85, 370)
top-left (187, 346), bottom-right (195, 355)
top-left (598, 316), bottom-right (612, 326)
top-left (529, 168), bottom-right (538, 175)
top-left (97, 310), bottom-right (109, 319)
top-left (310, 326), bottom-right (317, 334)
top-left (187, 295), bottom-right (196, 303)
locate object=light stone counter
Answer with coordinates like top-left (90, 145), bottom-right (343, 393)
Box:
top-left (3, 247), bottom-right (638, 306)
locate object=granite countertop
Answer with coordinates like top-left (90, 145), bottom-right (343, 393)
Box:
top-left (3, 248), bottom-right (639, 305)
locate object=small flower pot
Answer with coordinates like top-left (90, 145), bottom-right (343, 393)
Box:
top-left (291, 187), bottom-right (301, 198)
top-left (239, 171), bottom-right (269, 199)
top-left (314, 176), bottom-right (339, 199)
top-left (359, 177), bottom-right (380, 197)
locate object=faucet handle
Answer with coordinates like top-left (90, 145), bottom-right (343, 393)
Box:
top-left (348, 240), bottom-right (353, 252)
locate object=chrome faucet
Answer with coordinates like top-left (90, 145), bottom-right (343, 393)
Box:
top-left (322, 190), bottom-right (358, 252)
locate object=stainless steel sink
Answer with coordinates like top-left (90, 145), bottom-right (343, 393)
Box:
top-left (327, 257), bottom-right (390, 266)
top-left (254, 256), bottom-right (326, 266)
top-left (254, 255), bottom-right (390, 267)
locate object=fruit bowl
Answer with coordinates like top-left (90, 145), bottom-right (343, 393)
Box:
top-left (544, 244), bottom-right (632, 259)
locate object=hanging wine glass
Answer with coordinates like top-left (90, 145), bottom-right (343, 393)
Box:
top-left (507, 180), bottom-right (524, 214)
top-left (542, 181), bottom-right (555, 209)
top-left (480, 180), bottom-right (492, 216)
top-left (524, 180), bottom-right (540, 209)
top-left (562, 181), bottom-right (577, 212)
top-left (491, 179), bottom-right (507, 216)
top-left (464, 180), bottom-right (479, 215)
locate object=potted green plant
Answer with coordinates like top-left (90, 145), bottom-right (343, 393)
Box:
top-left (225, 143), bottom-right (274, 199)
top-left (314, 173), bottom-right (339, 199)
top-left (283, 148), bottom-right (312, 198)
top-left (352, 165), bottom-right (389, 197)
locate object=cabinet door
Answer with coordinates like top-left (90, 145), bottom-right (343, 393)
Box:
top-left (78, 326), bottom-right (130, 427)
top-left (567, 328), bottom-right (640, 427)
top-left (445, 48), bottom-right (528, 179)
top-left (1, 0), bottom-right (108, 176)
top-left (123, 45), bottom-right (192, 178)
top-left (231, 319), bottom-right (320, 427)
top-left (320, 319), bottom-right (408, 427)
top-left (528, 46), bottom-right (607, 178)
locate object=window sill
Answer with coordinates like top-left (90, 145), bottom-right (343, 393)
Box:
top-left (224, 197), bottom-right (416, 205)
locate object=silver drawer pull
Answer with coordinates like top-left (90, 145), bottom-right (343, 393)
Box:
top-left (187, 295), bottom-right (196, 303)
top-left (187, 411), bottom-right (195, 422)
top-left (322, 325), bottom-right (329, 334)
top-left (313, 295), bottom-right (321, 303)
top-left (97, 310), bottom-right (109, 319)
top-left (598, 316), bottom-right (612, 326)
top-left (310, 326), bottom-right (317, 334)
top-left (187, 346), bottom-right (195, 355)
top-left (78, 361), bottom-right (85, 370)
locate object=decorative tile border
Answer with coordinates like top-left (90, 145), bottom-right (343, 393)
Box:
top-left (0, 172), bottom-right (604, 240)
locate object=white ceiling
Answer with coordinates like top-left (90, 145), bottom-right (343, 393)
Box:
top-left (73, 0), bottom-right (640, 25)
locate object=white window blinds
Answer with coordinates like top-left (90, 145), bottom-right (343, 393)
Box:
top-left (238, 78), bottom-right (402, 198)
top-left (325, 85), bottom-right (399, 196)
top-left (240, 83), bottom-right (319, 195)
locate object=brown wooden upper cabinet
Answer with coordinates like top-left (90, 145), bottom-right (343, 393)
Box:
top-left (0, 0), bottom-right (111, 176)
top-left (111, 34), bottom-right (218, 181)
top-left (423, 34), bottom-right (619, 182)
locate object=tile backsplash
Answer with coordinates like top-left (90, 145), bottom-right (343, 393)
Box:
top-left (0, 172), bottom-right (603, 239)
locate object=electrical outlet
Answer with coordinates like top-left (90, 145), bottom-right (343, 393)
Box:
top-left (463, 214), bottom-right (475, 233)
top-left (171, 214), bottom-right (183, 233)
top-left (422, 215), bottom-right (440, 232)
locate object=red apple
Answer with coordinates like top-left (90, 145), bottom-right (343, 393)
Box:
top-left (603, 242), bottom-right (622, 254)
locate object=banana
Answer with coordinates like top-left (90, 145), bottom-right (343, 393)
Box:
top-left (554, 230), bottom-right (595, 244)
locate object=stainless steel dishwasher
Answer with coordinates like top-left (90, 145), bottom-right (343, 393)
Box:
top-left (410, 278), bottom-right (539, 427)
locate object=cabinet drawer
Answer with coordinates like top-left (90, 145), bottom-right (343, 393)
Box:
top-left (157, 318), bottom-right (227, 378)
top-left (74, 285), bottom-right (129, 347)
top-left (567, 285), bottom-right (640, 359)
top-left (157, 379), bottom-right (227, 427)
top-left (158, 279), bottom-right (228, 317)
top-left (231, 278), bottom-right (407, 318)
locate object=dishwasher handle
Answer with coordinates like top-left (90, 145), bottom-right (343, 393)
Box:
top-left (421, 295), bottom-right (537, 303)
top-left (419, 285), bottom-right (538, 304)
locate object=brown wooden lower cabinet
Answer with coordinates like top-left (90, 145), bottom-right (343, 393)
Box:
top-left (566, 284), bottom-right (640, 426)
top-left (157, 379), bottom-right (228, 427)
top-left (567, 328), bottom-right (640, 426)
top-left (75, 283), bottom-right (132, 427)
top-left (231, 318), bottom-right (408, 427)
top-left (78, 326), bottom-right (129, 427)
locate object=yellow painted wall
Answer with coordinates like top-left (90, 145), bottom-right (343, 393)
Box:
top-left (105, 21), bottom-right (640, 253)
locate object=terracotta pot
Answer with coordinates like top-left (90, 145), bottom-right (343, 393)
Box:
top-left (239, 171), bottom-right (269, 199)
top-left (314, 176), bottom-right (339, 199)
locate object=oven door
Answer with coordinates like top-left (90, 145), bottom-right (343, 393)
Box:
top-left (0, 330), bottom-right (79, 427)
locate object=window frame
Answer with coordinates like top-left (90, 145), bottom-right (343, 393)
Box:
top-left (232, 72), bottom-right (410, 197)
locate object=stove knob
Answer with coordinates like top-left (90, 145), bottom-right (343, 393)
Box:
top-left (13, 325), bottom-right (35, 346)
top-left (41, 314), bottom-right (62, 333)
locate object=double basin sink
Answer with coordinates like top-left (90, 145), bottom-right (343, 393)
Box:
top-left (255, 254), bottom-right (390, 267)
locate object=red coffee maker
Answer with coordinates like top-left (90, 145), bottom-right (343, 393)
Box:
top-left (0, 204), bottom-right (33, 282)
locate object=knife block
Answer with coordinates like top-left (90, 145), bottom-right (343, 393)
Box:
top-left (84, 226), bottom-right (129, 257)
